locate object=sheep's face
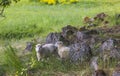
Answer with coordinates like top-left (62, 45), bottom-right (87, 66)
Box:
top-left (55, 41), bottom-right (63, 48)
top-left (35, 44), bottom-right (42, 52)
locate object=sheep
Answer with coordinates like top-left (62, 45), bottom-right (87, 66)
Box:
top-left (35, 43), bottom-right (57, 61)
top-left (91, 57), bottom-right (107, 76)
top-left (55, 41), bottom-right (70, 61)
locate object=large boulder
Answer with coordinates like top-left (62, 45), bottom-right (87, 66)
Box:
top-left (69, 42), bottom-right (92, 63)
top-left (98, 38), bottom-right (120, 60)
top-left (61, 25), bottom-right (78, 44)
top-left (46, 32), bottom-right (61, 44)
top-left (45, 32), bottom-right (69, 45)
top-left (46, 25), bottom-right (93, 45)
top-left (112, 64), bottom-right (120, 76)
top-left (76, 31), bottom-right (91, 42)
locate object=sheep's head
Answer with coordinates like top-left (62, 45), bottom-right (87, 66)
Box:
top-left (55, 41), bottom-right (63, 48)
top-left (35, 44), bottom-right (42, 52)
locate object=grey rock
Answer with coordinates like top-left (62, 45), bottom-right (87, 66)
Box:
top-left (24, 42), bottom-right (33, 52)
top-left (69, 42), bottom-right (92, 63)
top-left (98, 38), bottom-right (120, 60)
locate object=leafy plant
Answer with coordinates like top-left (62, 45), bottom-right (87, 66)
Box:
top-left (4, 45), bottom-right (23, 75)
top-left (0, 0), bottom-right (20, 16)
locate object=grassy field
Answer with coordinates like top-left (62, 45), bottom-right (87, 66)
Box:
top-left (0, 0), bottom-right (120, 39)
top-left (0, 0), bottom-right (120, 75)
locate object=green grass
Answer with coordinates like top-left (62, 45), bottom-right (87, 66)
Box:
top-left (0, 0), bottom-right (120, 75)
top-left (0, 0), bottom-right (120, 39)
top-left (1, 45), bottom-right (91, 75)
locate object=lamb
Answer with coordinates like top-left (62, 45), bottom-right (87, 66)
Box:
top-left (55, 41), bottom-right (70, 61)
top-left (35, 43), bottom-right (57, 61)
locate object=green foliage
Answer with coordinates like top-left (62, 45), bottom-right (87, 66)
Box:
top-left (0, 0), bottom-right (20, 16)
top-left (0, 0), bottom-right (19, 6)
top-left (0, 65), bottom-right (5, 76)
top-left (4, 45), bottom-right (23, 74)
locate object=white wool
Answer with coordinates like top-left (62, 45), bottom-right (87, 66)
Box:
top-left (35, 44), bottom-right (41, 52)
top-left (58, 47), bottom-right (70, 59)
top-left (42, 44), bottom-right (54, 48)
top-left (36, 52), bottom-right (41, 61)
top-left (56, 41), bottom-right (70, 59)
top-left (35, 43), bottom-right (57, 61)
top-left (42, 44), bottom-right (56, 53)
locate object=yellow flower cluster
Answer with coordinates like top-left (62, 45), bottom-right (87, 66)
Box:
top-left (40, 0), bottom-right (57, 4)
top-left (40, 0), bottom-right (79, 5)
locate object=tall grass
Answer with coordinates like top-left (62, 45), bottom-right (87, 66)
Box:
top-left (1, 44), bottom-right (118, 75)
top-left (2, 44), bottom-right (91, 75)
top-left (2, 45), bottom-right (84, 75)
top-left (4, 45), bottom-right (23, 74)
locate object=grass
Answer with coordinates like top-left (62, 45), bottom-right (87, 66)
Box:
top-left (2, 45), bottom-right (92, 75)
top-left (2, 45), bottom-right (118, 75)
top-left (0, 0), bottom-right (120, 75)
top-left (0, 0), bottom-right (120, 39)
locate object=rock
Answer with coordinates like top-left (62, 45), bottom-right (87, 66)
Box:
top-left (46, 25), bottom-right (97, 45)
top-left (45, 25), bottom-right (119, 63)
top-left (46, 32), bottom-right (61, 44)
top-left (93, 70), bottom-right (107, 76)
top-left (24, 42), bottom-right (34, 52)
top-left (76, 31), bottom-right (90, 42)
top-left (61, 25), bottom-right (78, 44)
top-left (46, 32), bottom-right (69, 45)
top-left (112, 64), bottom-right (120, 76)
top-left (69, 42), bottom-right (92, 63)
top-left (94, 12), bottom-right (107, 21)
top-left (84, 29), bottom-right (99, 35)
top-left (112, 72), bottom-right (120, 76)
top-left (101, 38), bottom-right (114, 51)
top-left (98, 38), bottom-right (120, 60)
top-left (61, 25), bottom-right (78, 37)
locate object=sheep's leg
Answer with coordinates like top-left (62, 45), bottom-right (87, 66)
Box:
top-left (36, 53), bottom-right (41, 61)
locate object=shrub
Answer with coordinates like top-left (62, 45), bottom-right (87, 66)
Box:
top-left (40, 0), bottom-right (79, 5)
top-left (3, 45), bottom-right (38, 76)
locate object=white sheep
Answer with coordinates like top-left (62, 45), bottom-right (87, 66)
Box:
top-left (55, 41), bottom-right (70, 61)
top-left (35, 43), bottom-right (57, 61)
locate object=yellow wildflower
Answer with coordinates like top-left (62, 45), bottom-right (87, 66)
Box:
top-left (48, 0), bottom-right (56, 5)
top-left (70, 0), bottom-right (79, 3)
